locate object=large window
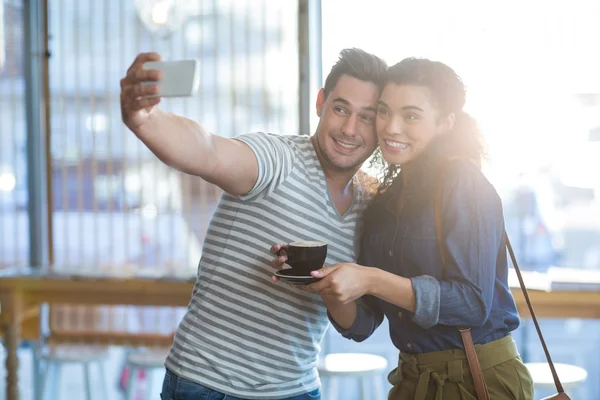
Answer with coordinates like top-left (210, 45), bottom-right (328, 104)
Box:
top-left (2, 0), bottom-right (298, 270)
top-left (0, 0), bottom-right (28, 268)
top-left (322, 1), bottom-right (600, 399)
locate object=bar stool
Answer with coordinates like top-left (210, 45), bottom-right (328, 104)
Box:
top-left (39, 344), bottom-right (109, 400)
top-left (525, 362), bottom-right (587, 394)
top-left (124, 347), bottom-right (170, 400)
top-left (317, 353), bottom-right (388, 400)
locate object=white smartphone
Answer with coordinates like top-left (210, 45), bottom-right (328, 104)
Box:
top-left (142, 60), bottom-right (200, 98)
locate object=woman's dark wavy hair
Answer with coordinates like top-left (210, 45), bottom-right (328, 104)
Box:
top-left (370, 57), bottom-right (486, 196)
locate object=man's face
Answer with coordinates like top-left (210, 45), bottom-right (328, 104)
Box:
top-left (313, 75), bottom-right (379, 172)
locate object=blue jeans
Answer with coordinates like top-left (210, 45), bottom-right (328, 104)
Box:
top-left (161, 369), bottom-right (321, 400)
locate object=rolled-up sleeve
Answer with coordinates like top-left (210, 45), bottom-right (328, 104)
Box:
top-left (328, 295), bottom-right (384, 342)
top-left (410, 275), bottom-right (441, 329)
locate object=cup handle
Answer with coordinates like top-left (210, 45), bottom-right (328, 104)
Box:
top-left (276, 245), bottom-right (289, 260)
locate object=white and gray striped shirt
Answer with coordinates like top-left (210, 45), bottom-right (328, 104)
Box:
top-left (165, 132), bottom-right (371, 399)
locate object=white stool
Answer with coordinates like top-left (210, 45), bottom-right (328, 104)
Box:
top-left (124, 348), bottom-right (170, 400)
top-left (39, 344), bottom-right (109, 400)
top-left (525, 362), bottom-right (587, 393)
top-left (318, 353), bottom-right (388, 400)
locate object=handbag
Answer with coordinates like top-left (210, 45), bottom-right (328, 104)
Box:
top-left (433, 168), bottom-right (571, 400)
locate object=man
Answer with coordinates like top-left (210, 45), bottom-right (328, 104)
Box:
top-left (120, 48), bottom-right (386, 400)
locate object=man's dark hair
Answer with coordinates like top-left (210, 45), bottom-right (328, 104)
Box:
top-left (323, 48), bottom-right (387, 99)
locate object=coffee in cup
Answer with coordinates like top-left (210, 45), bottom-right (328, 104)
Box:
top-left (277, 241), bottom-right (327, 276)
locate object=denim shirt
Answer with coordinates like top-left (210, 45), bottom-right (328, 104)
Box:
top-left (332, 160), bottom-right (520, 353)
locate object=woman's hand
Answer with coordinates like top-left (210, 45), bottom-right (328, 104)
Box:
top-left (303, 263), bottom-right (373, 304)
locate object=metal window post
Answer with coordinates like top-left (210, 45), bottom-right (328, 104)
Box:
top-left (298, 0), bottom-right (322, 136)
top-left (24, 0), bottom-right (49, 267)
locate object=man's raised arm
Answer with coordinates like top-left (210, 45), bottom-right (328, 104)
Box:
top-left (120, 52), bottom-right (258, 196)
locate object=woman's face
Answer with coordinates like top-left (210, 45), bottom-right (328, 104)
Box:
top-left (376, 83), bottom-right (452, 166)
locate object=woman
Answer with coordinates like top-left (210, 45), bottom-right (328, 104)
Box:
top-left (301, 58), bottom-right (534, 399)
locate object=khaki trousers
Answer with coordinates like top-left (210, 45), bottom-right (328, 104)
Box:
top-left (387, 335), bottom-right (534, 400)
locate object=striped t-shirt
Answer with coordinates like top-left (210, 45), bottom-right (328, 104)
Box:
top-left (164, 132), bottom-right (371, 399)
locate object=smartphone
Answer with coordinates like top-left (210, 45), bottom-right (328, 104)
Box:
top-left (142, 59), bottom-right (200, 98)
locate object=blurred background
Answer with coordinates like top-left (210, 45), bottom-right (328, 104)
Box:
top-left (0, 0), bottom-right (599, 399)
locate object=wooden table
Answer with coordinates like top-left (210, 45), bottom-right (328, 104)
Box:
top-left (509, 267), bottom-right (600, 319)
top-left (0, 267), bottom-right (195, 400)
top-left (0, 267), bottom-right (599, 400)
top-left (512, 289), bottom-right (600, 319)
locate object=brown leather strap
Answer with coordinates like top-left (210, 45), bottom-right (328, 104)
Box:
top-left (506, 237), bottom-right (565, 393)
top-left (460, 328), bottom-right (490, 400)
top-left (434, 165), bottom-right (568, 397)
top-left (434, 177), bottom-right (447, 266)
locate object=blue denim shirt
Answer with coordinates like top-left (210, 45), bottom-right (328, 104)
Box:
top-left (332, 160), bottom-right (520, 353)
